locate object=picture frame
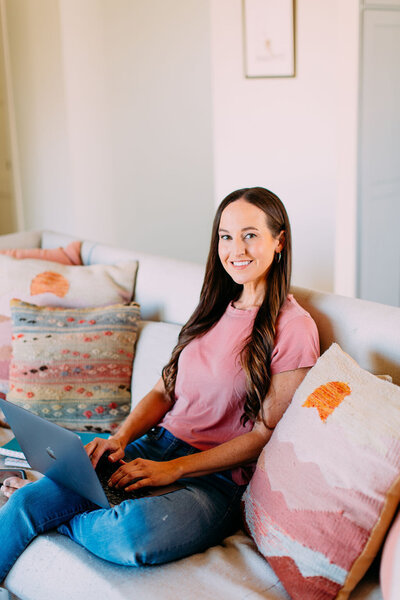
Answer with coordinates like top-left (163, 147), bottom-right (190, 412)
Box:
top-left (242, 0), bottom-right (295, 78)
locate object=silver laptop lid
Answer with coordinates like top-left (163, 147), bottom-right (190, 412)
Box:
top-left (0, 397), bottom-right (110, 508)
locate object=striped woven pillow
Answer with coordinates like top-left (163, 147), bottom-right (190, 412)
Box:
top-left (7, 300), bottom-right (140, 433)
top-left (244, 343), bottom-right (400, 600)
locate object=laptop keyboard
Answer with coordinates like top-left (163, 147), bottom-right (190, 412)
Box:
top-left (95, 455), bottom-right (148, 505)
top-left (95, 454), bottom-right (184, 506)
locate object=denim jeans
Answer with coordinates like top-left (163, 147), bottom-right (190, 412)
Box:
top-left (0, 427), bottom-right (245, 581)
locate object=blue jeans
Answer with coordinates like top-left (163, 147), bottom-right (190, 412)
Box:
top-left (0, 428), bottom-right (245, 581)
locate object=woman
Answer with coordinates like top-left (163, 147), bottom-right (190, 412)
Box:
top-left (0, 187), bottom-right (319, 578)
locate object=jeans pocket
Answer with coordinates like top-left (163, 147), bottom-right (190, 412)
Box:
top-left (146, 426), bottom-right (164, 441)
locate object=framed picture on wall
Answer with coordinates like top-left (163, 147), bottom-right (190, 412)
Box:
top-left (243, 0), bottom-right (295, 78)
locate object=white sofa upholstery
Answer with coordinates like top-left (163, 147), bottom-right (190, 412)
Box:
top-left (2, 230), bottom-right (399, 600)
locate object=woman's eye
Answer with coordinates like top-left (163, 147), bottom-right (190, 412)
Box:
top-left (244, 233), bottom-right (256, 239)
top-left (220, 234), bottom-right (231, 241)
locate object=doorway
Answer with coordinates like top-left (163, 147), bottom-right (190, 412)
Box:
top-left (358, 6), bottom-right (400, 307)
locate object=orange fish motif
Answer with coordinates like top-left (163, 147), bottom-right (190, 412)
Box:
top-left (302, 381), bottom-right (351, 422)
top-left (30, 272), bottom-right (70, 298)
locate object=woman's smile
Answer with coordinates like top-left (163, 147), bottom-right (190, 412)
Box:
top-left (231, 259), bottom-right (253, 268)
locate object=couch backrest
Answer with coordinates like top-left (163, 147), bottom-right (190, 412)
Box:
top-left (41, 231), bottom-right (205, 325)
top-left (5, 230), bottom-right (399, 387)
top-left (292, 286), bottom-right (400, 385)
top-left (0, 231), bottom-right (42, 250)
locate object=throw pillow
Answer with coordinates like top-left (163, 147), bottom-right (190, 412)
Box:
top-left (380, 510), bottom-right (400, 600)
top-left (0, 315), bottom-right (12, 394)
top-left (0, 254), bottom-right (138, 317)
top-left (0, 240), bottom-right (82, 265)
top-left (7, 300), bottom-right (141, 433)
top-left (243, 343), bottom-right (400, 600)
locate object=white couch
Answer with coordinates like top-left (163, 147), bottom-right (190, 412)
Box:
top-left (1, 230), bottom-right (400, 600)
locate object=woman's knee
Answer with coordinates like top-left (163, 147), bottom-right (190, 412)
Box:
top-left (59, 502), bottom-right (158, 566)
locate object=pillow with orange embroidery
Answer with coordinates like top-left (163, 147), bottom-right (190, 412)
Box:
top-left (0, 254), bottom-right (138, 317)
top-left (243, 343), bottom-right (400, 600)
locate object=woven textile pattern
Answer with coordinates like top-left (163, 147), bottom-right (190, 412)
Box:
top-left (8, 300), bottom-right (140, 433)
top-left (0, 315), bottom-right (12, 393)
top-left (244, 343), bottom-right (400, 600)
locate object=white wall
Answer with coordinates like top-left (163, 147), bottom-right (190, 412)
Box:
top-left (3, 0), bottom-right (360, 292)
top-left (5, 0), bottom-right (72, 232)
top-left (333, 0), bottom-right (359, 298)
top-left (210, 0), bottom-right (359, 293)
top-left (5, 0), bottom-right (215, 264)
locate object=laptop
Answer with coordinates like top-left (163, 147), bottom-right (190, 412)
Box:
top-left (0, 397), bottom-right (182, 509)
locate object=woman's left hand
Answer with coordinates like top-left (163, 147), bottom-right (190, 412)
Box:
top-left (1, 476), bottom-right (31, 498)
top-left (108, 458), bottom-right (181, 491)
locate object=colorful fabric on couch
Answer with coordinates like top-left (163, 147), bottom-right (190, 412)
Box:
top-left (7, 300), bottom-right (140, 433)
top-left (244, 343), bottom-right (400, 600)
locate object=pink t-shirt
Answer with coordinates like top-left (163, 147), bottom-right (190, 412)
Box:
top-left (161, 294), bottom-right (319, 484)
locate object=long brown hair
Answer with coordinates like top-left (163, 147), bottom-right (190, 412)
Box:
top-left (162, 187), bottom-right (292, 425)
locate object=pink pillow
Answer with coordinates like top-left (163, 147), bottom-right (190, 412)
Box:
top-left (381, 511), bottom-right (400, 600)
top-left (0, 240), bottom-right (82, 265)
top-left (244, 344), bottom-right (400, 600)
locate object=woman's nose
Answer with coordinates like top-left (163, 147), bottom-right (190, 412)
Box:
top-left (232, 238), bottom-right (246, 256)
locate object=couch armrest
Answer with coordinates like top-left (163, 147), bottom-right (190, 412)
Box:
top-left (0, 231), bottom-right (42, 250)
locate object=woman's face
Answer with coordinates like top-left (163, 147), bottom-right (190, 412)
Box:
top-left (218, 199), bottom-right (283, 288)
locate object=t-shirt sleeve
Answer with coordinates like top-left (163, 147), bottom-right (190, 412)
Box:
top-left (270, 314), bottom-right (320, 375)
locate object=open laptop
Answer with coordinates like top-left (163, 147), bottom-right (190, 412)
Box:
top-left (0, 397), bottom-right (182, 509)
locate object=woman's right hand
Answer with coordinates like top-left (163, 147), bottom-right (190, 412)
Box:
top-left (85, 436), bottom-right (126, 469)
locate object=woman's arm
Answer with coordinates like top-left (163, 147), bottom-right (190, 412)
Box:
top-left (109, 367), bottom-right (309, 490)
top-left (86, 377), bottom-right (172, 468)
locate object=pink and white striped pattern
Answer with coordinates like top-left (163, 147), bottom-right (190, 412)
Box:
top-left (244, 344), bottom-right (400, 600)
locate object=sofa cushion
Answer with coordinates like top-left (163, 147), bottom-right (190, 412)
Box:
top-left (4, 529), bottom-right (289, 600)
top-left (3, 527), bottom-right (383, 600)
top-left (7, 300), bottom-right (140, 433)
top-left (244, 343), bottom-right (400, 600)
top-left (130, 321), bottom-right (181, 408)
